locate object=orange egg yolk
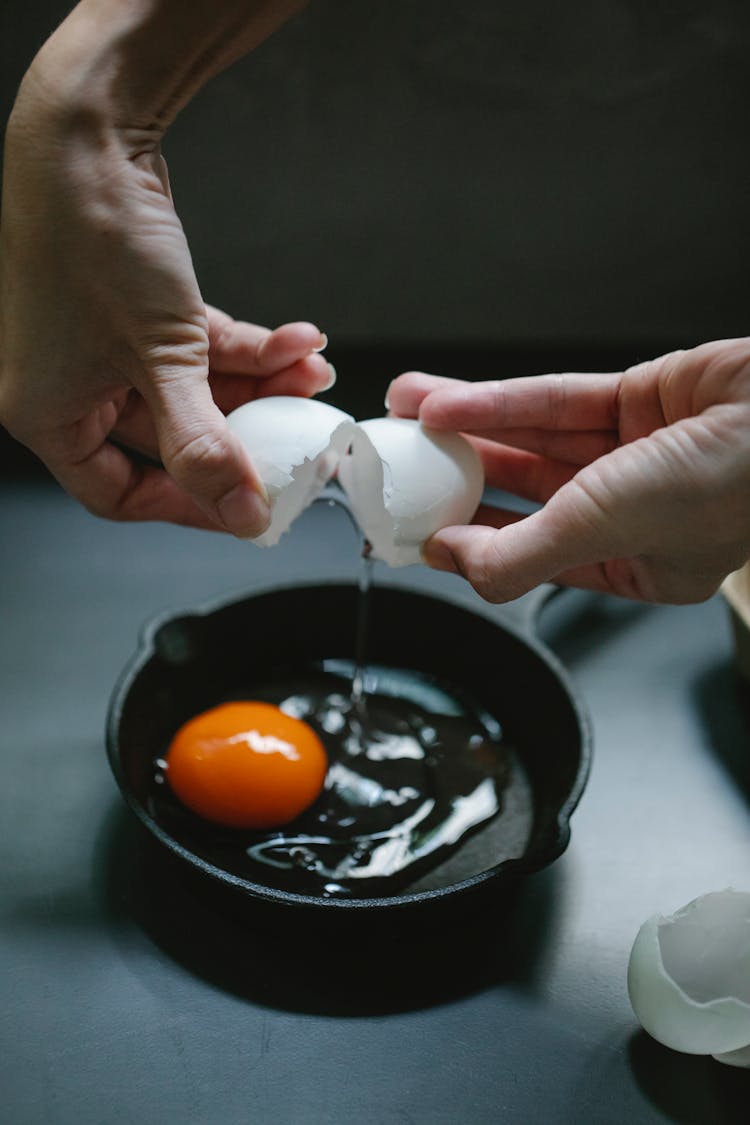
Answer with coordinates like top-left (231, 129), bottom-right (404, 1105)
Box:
top-left (165, 701), bottom-right (328, 830)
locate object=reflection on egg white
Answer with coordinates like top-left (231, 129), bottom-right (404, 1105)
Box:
top-left (240, 666), bottom-right (511, 894)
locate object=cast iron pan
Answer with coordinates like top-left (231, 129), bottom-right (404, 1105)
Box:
top-left (106, 579), bottom-right (591, 924)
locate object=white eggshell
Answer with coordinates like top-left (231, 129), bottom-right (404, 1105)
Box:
top-left (627, 889), bottom-right (750, 1062)
top-left (337, 417), bottom-right (484, 567)
top-left (226, 396), bottom-right (356, 546)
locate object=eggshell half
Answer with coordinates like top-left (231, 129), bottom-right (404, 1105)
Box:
top-left (226, 396), bottom-right (356, 546)
top-left (627, 889), bottom-right (750, 1062)
top-left (337, 417), bottom-right (484, 567)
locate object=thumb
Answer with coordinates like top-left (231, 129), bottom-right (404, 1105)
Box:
top-left (145, 369), bottom-right (270, 537)
top-left (422, 501), bottom-right (606, 603)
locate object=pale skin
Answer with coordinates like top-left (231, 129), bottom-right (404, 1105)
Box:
top-left (388, 340), bottom-right (750, 605)
top-left (2, 2), bottom-right (749, 603)
top-left (0, 0), bottom-right (327, 536)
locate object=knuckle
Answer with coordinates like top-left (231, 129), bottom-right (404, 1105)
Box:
top-left (464, 534), bottom-right (519, 604)
top-left (466, 561), bottom-right (498, 602)
top-left (545, 373), bottom-right (568, 428)
top-left (700, 339), bottom-right (750, 393)
top-left (470, 579), bottom-right (505, 605)
top-left (80, 476), bottom-right (141, 523)
top-left (489, 382), bottom-right (509, 427)
top-left (75, 485), bottom-right (125, 521)
top-left (164, 428), bottom-right (231, 487)
top-left (139, 322), bottom-right (209, 374)
top-left (210, 318), bottom-right (237, 356)
top-left (626, 349), bottom-right (685, 383)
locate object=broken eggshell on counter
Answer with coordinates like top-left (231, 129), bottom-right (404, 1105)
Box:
top-left (627, 889), bottom-right (750, 1067)
top-left (226, 397), bottom-right (484, 564)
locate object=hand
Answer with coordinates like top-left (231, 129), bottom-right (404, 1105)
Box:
top-left (388, 340), bottom-right (750, 604)
top-left (0, 0), bottom-right (324, 537)
top-left (0, 80), bottom-right (331, 536)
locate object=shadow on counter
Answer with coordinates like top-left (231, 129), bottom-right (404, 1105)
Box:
top-left (532, 588), bottom-right (650, 666)
top-left (628, 1031), bottom-right (748, 1125)
top-left (98, 800), bottom-right (566, 1018)
top-left (691, 656), bottom-right (750, 808)
top-left (625, 625), bottom-right (750, 1123)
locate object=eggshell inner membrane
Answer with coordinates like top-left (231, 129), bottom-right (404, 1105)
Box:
top-left (627, 889), bottom-right (750, 1060)
top-left (226, 396), bottom-right (357, 546)
top-left (337, 417), bottom-right (484, 567)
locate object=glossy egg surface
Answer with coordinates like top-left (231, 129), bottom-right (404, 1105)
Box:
top-left (165, 701), bottom-right (328, 829)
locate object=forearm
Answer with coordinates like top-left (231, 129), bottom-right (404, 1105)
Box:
top-left (12, 0), bottom-right (307, 137)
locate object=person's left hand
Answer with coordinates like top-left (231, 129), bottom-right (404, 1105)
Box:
top-left (0, 65), bottom-right (332, 535)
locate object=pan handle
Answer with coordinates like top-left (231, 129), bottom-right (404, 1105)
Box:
top-left (498, 582), bottom-right (563, 636)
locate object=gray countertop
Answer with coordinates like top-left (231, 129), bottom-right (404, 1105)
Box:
top-left (2, 481), bottom-right (750, 1124)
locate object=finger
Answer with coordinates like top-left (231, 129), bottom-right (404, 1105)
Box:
top-left (418, 372), bottom-right (621, 432)
top-left (388, 373), bottom-right (618, 465)
top-left (209, 356), bottom-right (336, 414)
top-left (110, 389), bottom-right (160, 459)
top-left (466, 504), bottom-right (620, 595)
top-left (386, 371), bottom-right (468, 417)
top-left (464, 426), bottom-right (618, 466)
top-left (469, 437), bottom-right (578, 503)
top-left (111, 354), bottom-right (337, 460)
top-left (143, 365), bottom-right (271, 538)
top-left (253, 323), bottom-right (328, 373)
top-left (423, 520), bottom-right (632, 596)
top-left (466, 506), bottom-right (626, 594)
top-left (47, 440), bottom-right (225, 530)
top-left (542, 560), bottom-right (627, 596)
top-left (206, 305), bottom-right (326, 375)
top-left (421, 487), bottom-right (614, 603)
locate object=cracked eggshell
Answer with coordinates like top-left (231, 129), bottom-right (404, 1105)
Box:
top-left (337, 417), bottom-right (484, 567)
top-left (627, 889), bottom-right (750, 1064)
top-left (226, 396), bottom-right (356, 546)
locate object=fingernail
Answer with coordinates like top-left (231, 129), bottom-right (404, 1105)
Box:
top-left (383, 393), bottom-right (390, 411)
top-left (422, 538), bottom-right (459, 573)
top-left (313, 332), bottom-right (328, 353)
top-left (217, 482), bottom-right (270, 538)
top-left (322, 362), bottom-right (337, 391)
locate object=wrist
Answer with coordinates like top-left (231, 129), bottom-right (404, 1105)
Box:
top-left (13, 3), bottom-right (143, 130)
top-left (12, 0), bottom-right (306, 143)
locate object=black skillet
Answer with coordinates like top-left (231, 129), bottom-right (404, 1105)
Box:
top-left (106, 577), bottom-right (592, 926)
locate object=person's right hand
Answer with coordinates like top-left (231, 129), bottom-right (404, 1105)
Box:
top-left (388, 339), bottom-right (750, 605)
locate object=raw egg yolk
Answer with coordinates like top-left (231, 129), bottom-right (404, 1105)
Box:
top-left (165, 701), bottom-right (327, 830)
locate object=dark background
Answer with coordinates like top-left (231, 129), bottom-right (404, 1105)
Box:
top-left (2, 0), bottom-right (749, 467)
